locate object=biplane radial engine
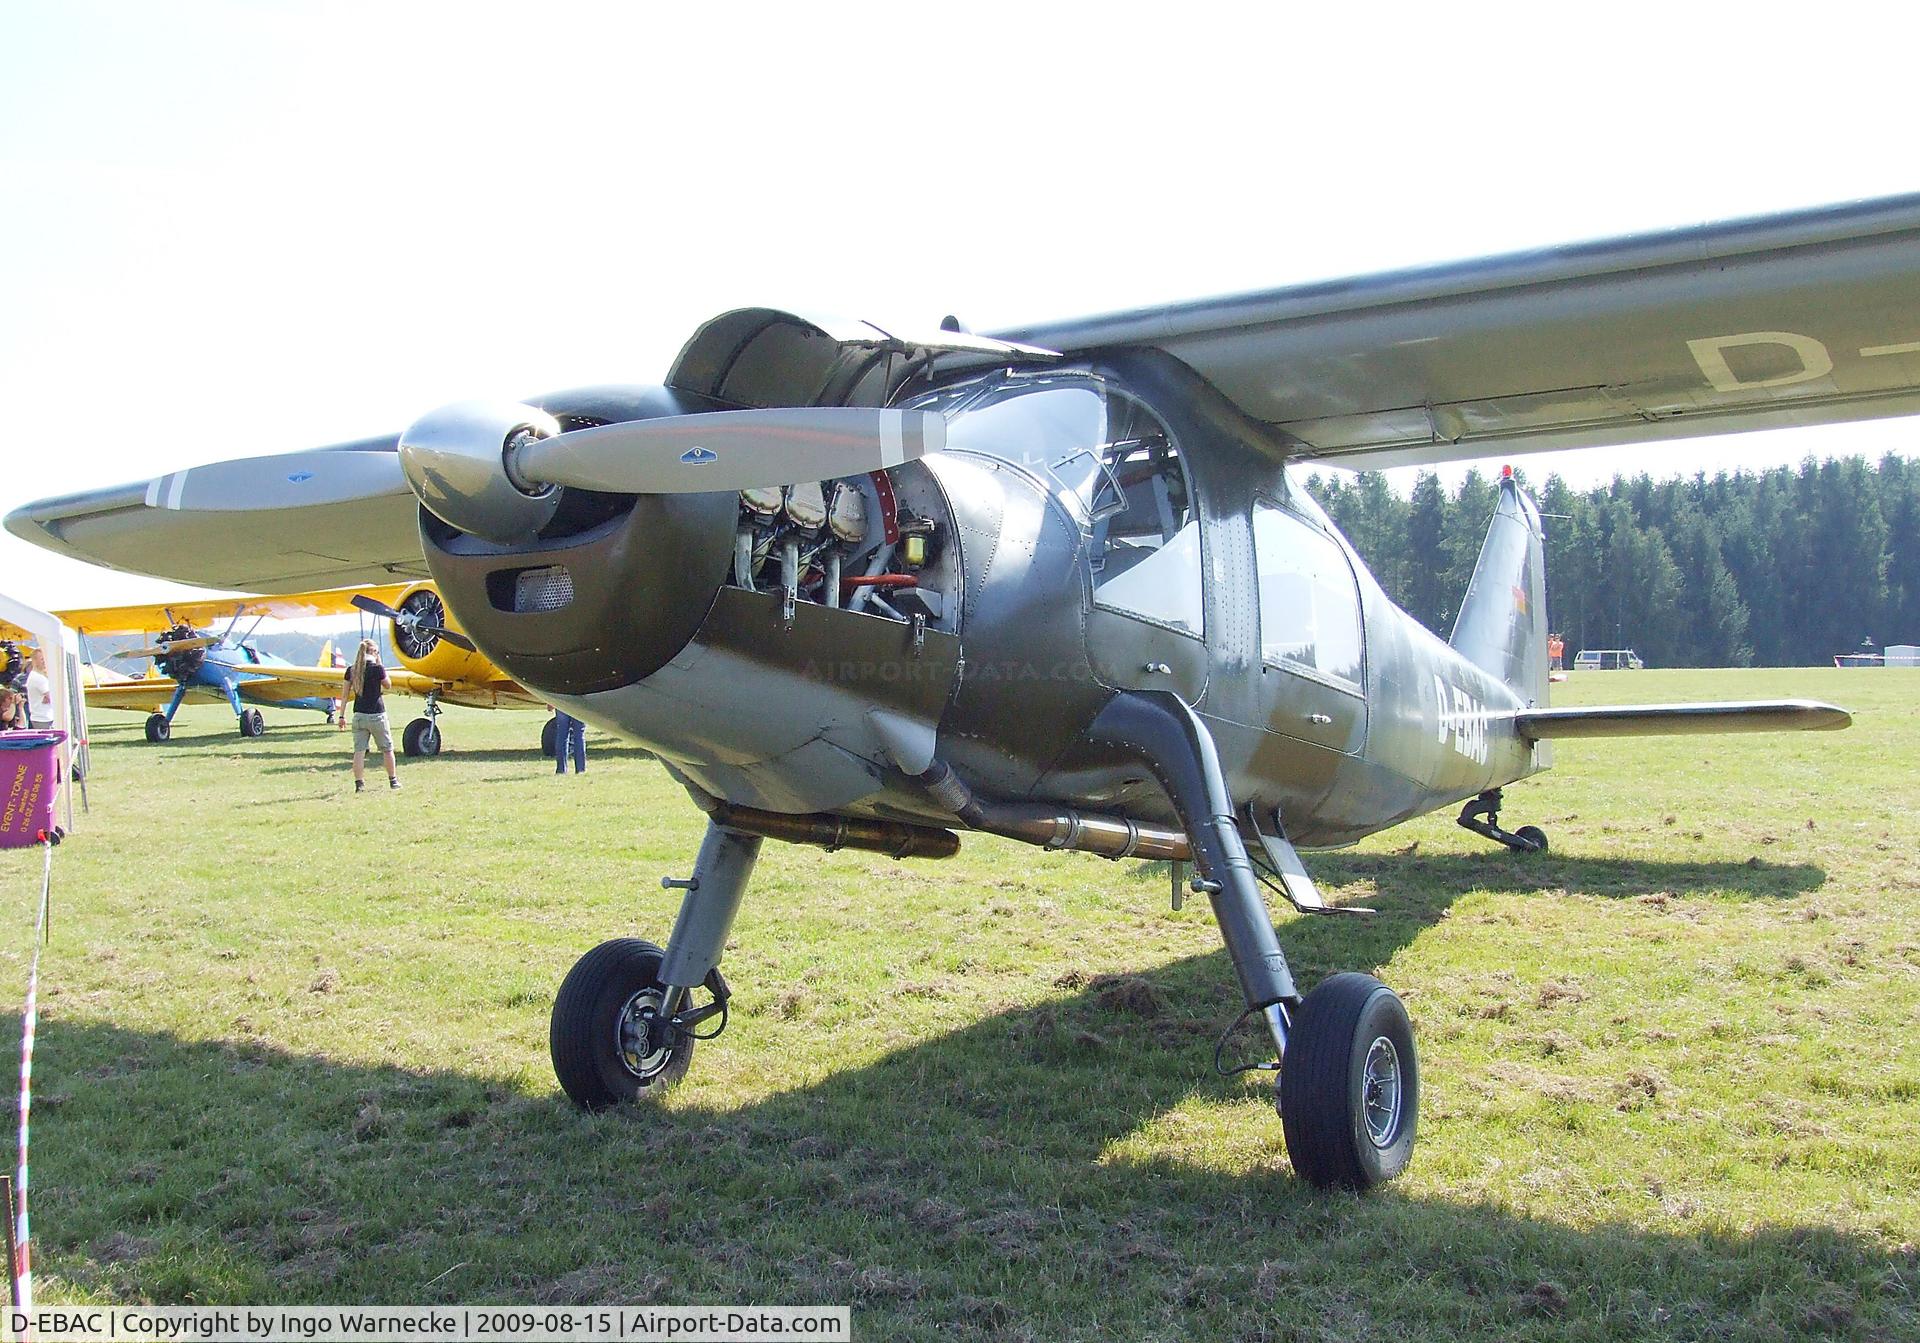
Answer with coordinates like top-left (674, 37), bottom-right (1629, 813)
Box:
top-left (18, 194), bottom-right (1915, 1188)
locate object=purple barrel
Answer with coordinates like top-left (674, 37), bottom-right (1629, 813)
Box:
top-left (0, 730), bottom-right (65, 849)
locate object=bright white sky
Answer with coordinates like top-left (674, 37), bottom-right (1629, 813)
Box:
top-left (3, 3), bottom-right (1916, 610)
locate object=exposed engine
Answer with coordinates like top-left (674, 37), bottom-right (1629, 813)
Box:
top-left (154, 624), bottom-right (206, 680)
top-left (727, 470), bottom-right (951, 631)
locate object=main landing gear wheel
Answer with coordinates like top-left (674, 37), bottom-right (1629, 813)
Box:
top-left (1278, 972), bottom-right (1419, 1190)
top-left (540, 716), bottom-right (558, 757)
top-left (550, 939), bottom-right (693, 1110)
top-left (238, 709), bottom-right (265, 738)
top-left (401, 717), bottom-right (442, 757)
top-left (144, 713), bottom-right (170, 744)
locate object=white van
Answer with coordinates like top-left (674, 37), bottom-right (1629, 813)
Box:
top-left (1574, 648), bottom-right (1644, 671)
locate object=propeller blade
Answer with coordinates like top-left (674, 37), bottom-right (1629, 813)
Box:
top-left (122, 636), bottom-right (218, 659)
top-left (428, 627), bottom-right (477, 653)
top-left (350, 594), bottom-right (404, 621)
top-left (511, 407), bottom-right (945, 496)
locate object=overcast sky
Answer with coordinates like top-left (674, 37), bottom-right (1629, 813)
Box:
top-left (3, 3), bottom-right (1916, 609)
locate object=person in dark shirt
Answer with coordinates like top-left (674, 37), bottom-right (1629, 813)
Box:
top-left (345, 638), bottom-right (400, 792)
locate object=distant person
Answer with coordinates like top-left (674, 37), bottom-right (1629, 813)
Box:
top-left (25, 649), bottom-right (55, 729)
top-left (345, 639), bottom-right (400, 792)
top-left (0, 689), bottom-right (23, 731)
top-left (553, 707), bottom-right (586, 775)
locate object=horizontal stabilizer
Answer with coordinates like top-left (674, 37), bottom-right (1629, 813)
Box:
top-left (1512, 700), bottom-right (1850, 740)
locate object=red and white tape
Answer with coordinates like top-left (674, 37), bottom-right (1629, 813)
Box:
top-left (13, 838), bottom-right (50, 1313)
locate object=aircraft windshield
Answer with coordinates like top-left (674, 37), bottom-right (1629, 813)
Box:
top-left (904, 372), bottom-right (1202, 634)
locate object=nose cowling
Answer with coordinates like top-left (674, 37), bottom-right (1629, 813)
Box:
top-left (400, 397), bottom-right (736, 697)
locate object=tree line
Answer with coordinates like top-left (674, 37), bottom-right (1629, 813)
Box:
top-left (1303, 454), bottom-right (1920, 668)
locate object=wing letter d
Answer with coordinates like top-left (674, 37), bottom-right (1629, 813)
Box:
top-left (1687, 331), bottom-right (1833, 392)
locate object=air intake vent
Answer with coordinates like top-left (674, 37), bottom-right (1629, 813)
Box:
top-left (512, 566), bottom-right (574, 613)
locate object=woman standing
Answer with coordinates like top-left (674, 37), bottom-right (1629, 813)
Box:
top-left (345, 639), bottom-right (400, 792)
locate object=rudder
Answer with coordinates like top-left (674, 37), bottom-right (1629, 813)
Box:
top-left (1449, 468), bottom-right (1548, 709)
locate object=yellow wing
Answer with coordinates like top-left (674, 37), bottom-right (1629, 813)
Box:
top-left (242, 660), bottom-right (544, 710)
top-left (57, 583), bottom-right (415, 635)
top-left (78, 666), bottom-right (211, 712)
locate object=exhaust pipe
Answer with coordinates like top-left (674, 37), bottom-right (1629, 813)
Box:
top-left (685, 790), bottom-right (961, 860)
top-left (914, 760), bottom-right (1192, 862)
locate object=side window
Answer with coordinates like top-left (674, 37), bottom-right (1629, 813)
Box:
top-left (1253, 502), bottom-right (1364, 686)
top-left (1088, 412), bottom-right (1202, 635)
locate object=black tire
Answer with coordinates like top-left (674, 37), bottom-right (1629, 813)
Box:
top-left (401, 718), bottom-right (441, 757)
top-left (144, 713), bottom-right (170, 744)
top-left (1277, 972), bottom-right (1418, 1190)
top-left (540, 716), bottom-right (558, 757)
top-left (239, 709), bottom-right (265, 738)
top-left (1513, 825), bottom-right (1548, 853)
top-left (550, 938), bottom-right (693, 1111)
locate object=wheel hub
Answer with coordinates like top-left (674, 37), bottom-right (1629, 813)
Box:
top-left (1361, 1035), bottom-right (1402, 1148)
top-left (616, 988), bottom-right (674, 1080)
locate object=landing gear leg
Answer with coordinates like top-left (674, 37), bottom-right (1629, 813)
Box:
top-left (1086, 689), bottom-right (1417, 1189)
top-left (550, 821), bottom-right (758, 1110)
top-left (1456, 789), bottom-right (1548, 852)
top-left (146, 682), bottom-right (190, 743)
top-left (403, 692), bottom-right (443, 757)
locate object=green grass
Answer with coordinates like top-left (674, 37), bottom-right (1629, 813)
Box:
top-left (4, 669), bottom-right (1916, 1339)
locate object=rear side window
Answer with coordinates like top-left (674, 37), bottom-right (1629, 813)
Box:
top-left (1252, 502), bottom-right (1364, 686)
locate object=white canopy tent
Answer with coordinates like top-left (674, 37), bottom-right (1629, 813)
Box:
top-left (0, 590), bottom-right (83, 831)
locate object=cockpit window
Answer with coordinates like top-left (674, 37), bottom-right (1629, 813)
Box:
top-left (902, 372), bottom-right (1202, 635)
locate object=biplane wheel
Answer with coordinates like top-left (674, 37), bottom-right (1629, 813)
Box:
top-left (1513, 825), bottom-right (1548, 853)
top-left (550, 938), bottom-right (693, 1111)
top-left (1277, 972), bottom-right (1418, 1190)
top-left (144, 713), bottom-right (170, 744)
top-left (239, 709), bottom-right (265, 738)
top-left (402, 718), bottom-right (441, 757)
top-left (540, 716), bottom-right (558, 757)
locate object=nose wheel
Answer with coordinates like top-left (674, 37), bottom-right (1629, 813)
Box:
top-left (550, 939), bottom-right (695, 1108)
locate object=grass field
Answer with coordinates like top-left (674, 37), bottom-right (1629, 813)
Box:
top-left (4, 669), bottom-right (1916, 1340)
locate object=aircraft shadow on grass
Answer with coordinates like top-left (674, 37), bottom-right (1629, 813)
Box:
top-left (23, 905), bottom-right (1904, 1338)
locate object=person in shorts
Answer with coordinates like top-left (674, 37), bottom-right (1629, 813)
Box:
top-left (345, 638), bottom-right (400, 792)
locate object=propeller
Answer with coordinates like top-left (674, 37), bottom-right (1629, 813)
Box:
top-left (351, 592), bottom-right (477, 654)
top-left (121, 636), bottom-right (218, 660)
top-left (399, 402), bottom-right (944, 544)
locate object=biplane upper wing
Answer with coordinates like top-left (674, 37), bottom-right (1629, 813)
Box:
top-left (995, 193), bottom-right (1920, 470)
top-left (57, 584), bottom-right (415, 635)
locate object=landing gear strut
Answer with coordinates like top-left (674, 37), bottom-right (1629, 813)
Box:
top-left (549, 822), bottom-right (750, 1110)
top-left (1457, 788), bottom-right (1548, 852)
top-left (1085, 689), bottom-right (1418, 1189)
top-left (402, 693), bottom-right (443, 757)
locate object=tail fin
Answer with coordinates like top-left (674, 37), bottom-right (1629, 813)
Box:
top-left (1450, 468), bottom-right (1548, 708)
top-left (316, 639), bottom-right (334, 668)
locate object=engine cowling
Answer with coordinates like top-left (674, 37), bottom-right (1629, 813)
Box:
top-left (384, 584), bottom-right (504, 685)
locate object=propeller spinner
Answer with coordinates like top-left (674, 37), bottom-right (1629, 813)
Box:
top-left (398, 401), bottom-right (944, 544)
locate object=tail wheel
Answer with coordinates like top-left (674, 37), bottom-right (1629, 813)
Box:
top-left (1277, 972), bottom-right (1418, 1190)
top-left (238, 709), bottom-right (265, 738)
top-left (144, 713), bottom-right (170, 744)
top-left (1513, 825), bottom-right (1548, 853)
top-left (401, 718), bottom-right (442, 757)
top-left (550, 939), bottom-right (693, 1110)
top-left (541, 716), bottom-right (558, 756)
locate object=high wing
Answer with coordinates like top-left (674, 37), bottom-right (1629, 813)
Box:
top-left (13, 193), bottom-right (1920, 593)
top-left (57, 584), bottom-right (415, 636)
top-left (995, 193), bottom-right (1920, 469)
top-left (13, 438), bottom-right (424, 594)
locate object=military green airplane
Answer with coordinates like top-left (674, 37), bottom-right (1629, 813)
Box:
top-left (16, 193), bottom-right (1915, 1189)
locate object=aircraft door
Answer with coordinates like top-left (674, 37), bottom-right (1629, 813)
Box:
top-left (1250, 500), bottom-right (1366, 754)
top-left (1081, 404), bottom-right (1208, 702)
